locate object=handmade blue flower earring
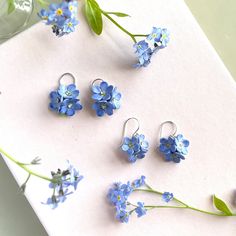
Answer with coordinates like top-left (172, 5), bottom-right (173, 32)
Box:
top-left (121, 117), bottom-right (149, 163)
top-left (158, 121), bottom-right (190, 163)
top-left (91, 78), bottom-right (121, 117)
top-left (49, 73), bottom-right (83, 116)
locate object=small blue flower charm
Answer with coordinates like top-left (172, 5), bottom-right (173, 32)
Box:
top-left (49, 73), bottom-right (82, 116)
top-left (158, 121), bottom-right (190, 163)
top-left (121, 118), bottom-right (149, 163)
top-left (91, 79), bottom-right (121, 117)
top-left (121, 134), bottom-right (149, 163)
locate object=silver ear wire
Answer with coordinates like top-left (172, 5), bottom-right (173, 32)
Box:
top-left (158, 121), bottom-right (177, 145)
top-left (91, 78), bottom-right (104, 88)
top-left (58, 73), bottom-right (76, 85)
top-left (120, 117), bottom-right (140, 146)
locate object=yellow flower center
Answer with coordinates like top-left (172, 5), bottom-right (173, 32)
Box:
top-left (117, 195), bottom-right (121, 201)
top-left (67, 22), bottom-right (73, 27)
top-left (69, 6), bottom-right (74, 11)
top-left (56, 8), bottom-right (63, 16)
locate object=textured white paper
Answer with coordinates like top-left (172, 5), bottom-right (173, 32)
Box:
top-left (0, 0), bottom-right (236, 235)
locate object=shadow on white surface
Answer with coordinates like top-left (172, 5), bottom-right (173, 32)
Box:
top-left (0, 156), bottom-right (48, 236)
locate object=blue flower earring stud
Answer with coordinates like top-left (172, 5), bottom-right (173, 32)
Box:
top-left (121, 117), bottom-right (149, 163)
top-left (158, 121), bottom-right (190, 163)
top-left (49, 73), bottom-right (83, 116)
top-left (91, 78), bottom-right (121, 117)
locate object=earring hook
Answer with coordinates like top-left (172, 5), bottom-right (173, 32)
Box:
top-left (91, 78), bottom-right (104, 87)
top-left (158, 121), bottom-right (177, 144)
top-left (120, 117), bottom-right (140, 146)
top-left (58, 73), bottom-right (76, 85)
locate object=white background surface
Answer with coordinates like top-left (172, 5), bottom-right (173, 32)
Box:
top-left (0, 0), bottom-right (236, 235)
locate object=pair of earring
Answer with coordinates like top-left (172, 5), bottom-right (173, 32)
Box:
top-left (49, 73), bottom-right (122, 117)
top-left (120, 118), bottom-right (190, 163)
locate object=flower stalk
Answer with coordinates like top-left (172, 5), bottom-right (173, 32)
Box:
top-left (135, 187), bottom-right (236, 217)
top-left (0, 147), bottom-right (52, 181)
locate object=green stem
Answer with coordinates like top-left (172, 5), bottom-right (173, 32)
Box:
top-left (101, 10), bottom-right (137, 43)
top-left (135, 188), bottom-right (236, 217)
top-left (133, 34), bottom-right (149, 37)
top-left (135, 188), bottom-right (188, 207)
top-left (0, 147), bottom-right (52, 182)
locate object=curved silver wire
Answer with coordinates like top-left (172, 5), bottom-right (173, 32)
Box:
top-left (158, 121), bottom-right (177, 145)
top-left (120, 117), bottom-right (140, 146)
top-left (58, 73), bottom-right (76, 85)
top-left (91, 78), bottom-right (104, 87)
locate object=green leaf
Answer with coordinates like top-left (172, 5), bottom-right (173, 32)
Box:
top-left (7, 0), bottom-right (15, 14)
top-left (213, 195), bottom-right (233, 215)
top-left (106, 12), bottom-right (130, 17)
top-left (84, 0), bottom-right (103, 35)
top-left (37, 0), bottom-right (49, 7)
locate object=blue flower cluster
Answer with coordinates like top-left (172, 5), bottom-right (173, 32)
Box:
top-left (121, 134), bottom-right (149, 163)
top-left (46, 161), bottom-right (83, 209)
top-left (38, 0), bottom-right (78, 37)
top-left (49, 83), bottom-right (82, 116)
top-left (91, 81), bottom-right (121, 117)
top-left (107, 176), bottom-right (146, 223)
top-left (159, 134), bottom-right (190, 163)
top-left (134, 27), bottom-right (170, 68)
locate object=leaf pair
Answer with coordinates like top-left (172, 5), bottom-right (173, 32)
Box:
top-left (213, 195), bottom-right (233, 216)
top-left (84, 0), bottom-right (129, 35)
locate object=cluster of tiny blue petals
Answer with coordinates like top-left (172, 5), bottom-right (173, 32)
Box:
top-left (49, 83), bottom-right (82, 116)
top-left (91, 81), bottom-right (121, 117)
top-left (159, 134), bottom-right (189, 163)
top-left (107, 176), bottom-right (147, 223)
top-left (162, 192), bottom-right (174, 203)
top-left (121, 134), bottom-right (149, 163)
top-left (45, 161), bottom-right (83, 209)
top-left (134, 27), bottom-right (170, 68)
top-left (38, 0), bottom-right (78, 37)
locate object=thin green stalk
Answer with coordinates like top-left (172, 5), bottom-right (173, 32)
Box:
top-left (101, 10), bottom-right (137, 43)
top-left (135, 188), bottom-right (188, 207)
top-left (0, 147), bottom-right (52, 182)
top-left (133, 34), bottom-right (149, 37)
top-left (135, 188), bottom-right (236, 217)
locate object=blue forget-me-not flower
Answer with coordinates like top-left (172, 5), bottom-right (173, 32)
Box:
top-left (121, 134), bottom-right (149, 163)
top-left (91, 81), bottom-right (121, 117)
top-left (107, 176), bottom-right (149, 223)
top-left (44, 161), bottom-right (83, 209)
top-left (134, 27), bottom-right (170, 68)
top-left (38, 0), bottom-right (79, 37)
top-left (159, 134), bottom-right (189, 163)
top-left (162, 192), bottom-right (174, 203)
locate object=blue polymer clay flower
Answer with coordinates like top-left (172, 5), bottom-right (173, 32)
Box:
top-left (121, 134), bottom-right (149, 163)
top-left (121, 136), bottom-right (140, 156)
top-left (49, 91), bottom-right (62, 112)
top-left (159, 137), bottom-right (176, 154)
top-left (91, 81), bottom-right (121, 117)
top-left (92, 101), bottom-right (114, 117)
top-left (91, 81), bottom-right (113, 101)
top-left (58, 84), bottom-right (79, 99)
top-left (165, 152), bottom-right (185, 163)
top-left (159, 134), bottom-right (189, 163)
top-left (111, 87), bottom-right (122, 109)
top-left (174, 134), bottom-right (190, 155)
top-left (59, 98), bottom-right (82, 116)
